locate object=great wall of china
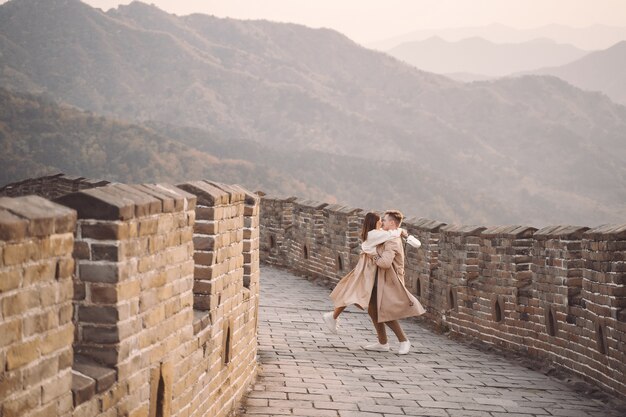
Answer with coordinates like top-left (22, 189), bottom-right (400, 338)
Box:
top-left (0, 174), bottom-right (624, 417)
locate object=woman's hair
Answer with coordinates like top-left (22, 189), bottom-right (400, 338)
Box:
top-left (360, 212), bottom-right (380, 241)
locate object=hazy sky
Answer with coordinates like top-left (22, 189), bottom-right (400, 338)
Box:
top-left (76, 0), bottom-right (626, 43)
top-left (3, 0), bottom-right (626, 44)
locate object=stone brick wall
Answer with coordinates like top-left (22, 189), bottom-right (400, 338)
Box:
top-left (0, 174), bottom-right (109, 200)
top-left (0, 196), bottom-right (77, 417)
top-left (259, 196), bottom-right (626, 397)
top-left (1, 180), bottom-right (260, 417)
top-left (260, 196), bottom-right (364, 287)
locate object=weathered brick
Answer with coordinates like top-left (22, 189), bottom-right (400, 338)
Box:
top-left (2, 288), bottom-right (39, 317)
top-left (23, 309), bottom-right (58, 336)
top-left (0, 318), bottom-right (22, 347)
top-left (49, 233), bottom-right (74, 256)
top-left (0, 267), bottom-right (22, 292)
top-left (71, 370), bottom-right (96, 406)
top-left (78, 305), bottom-right (119, 324)
top-left (7, 339), bottom-right (39, 370)
top-left (2, 387), bottom-right (40, 417)
top-left (2, 242), bottom-right (30, 265)
top-left (90, 284), bottom-right (118, 304)
top-left (79, 262), bottom-right (121, 283)
top-left (23, 260), bottom-right (56, 284)
top-left (0, 209), bottom-right (28, 241)
top-left (91, 243), bottom-right (120, 261)
top-left (41, 324), bottom-right (74, 355)
top-left (82, 325), bottom-right (120, 344)
top-left (56, 257), bottom-right (75, 279)
top-left (139, 217), bottom-right (159, 237)
top-left (73, 240), bottom-right (91, 260)
top-left (194, 235), bottom-right (216, 251)
top-left (81, 222), bottom-right (130, 240)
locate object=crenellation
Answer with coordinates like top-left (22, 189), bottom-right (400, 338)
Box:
top-left (1, 177), bottom-right (259, 417)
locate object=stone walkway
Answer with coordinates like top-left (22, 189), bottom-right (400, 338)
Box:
top-left (237, 266), bottom-right (624, 417)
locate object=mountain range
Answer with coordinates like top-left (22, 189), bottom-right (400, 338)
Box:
top-left (0, 88), bottom-right (332, 200)
top-left (522, 41), bottom-right (626, 105)
top-left (387, 36), bottom-right (588, 77)
top-left (370, 23), bottom-right (626, 51)
top-left (1, 0), bottom-right (625, 226)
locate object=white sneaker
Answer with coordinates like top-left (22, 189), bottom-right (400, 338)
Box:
top-left (363, 342), bottom-right (390, 352)
top-left (398, 340), bottom-right (411, 355)
top-left (322, 312), bottom-right (338, 334)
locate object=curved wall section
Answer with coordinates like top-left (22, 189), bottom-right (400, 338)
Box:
top-left (259, 195), bottom-right (626, 397)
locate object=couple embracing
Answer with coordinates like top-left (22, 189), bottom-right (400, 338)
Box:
top-left (322, 210), bottom-right (425, 355)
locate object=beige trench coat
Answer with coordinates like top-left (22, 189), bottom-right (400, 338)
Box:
top-left (374, 237), bottom-right (426, 322)
top-left (330, 237), bottom-right (425, 322)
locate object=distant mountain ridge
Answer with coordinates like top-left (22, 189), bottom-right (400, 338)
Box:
top-left (387, 36), bottom-right (588, 77)
top-left (1, 0), bottom-right (625, 225)
top-left (0, 87), bottom-right (334, 200)
top-left (370, 23), bottom-right (626, 51)
top-left (522, 41), bottom-right (626, 105)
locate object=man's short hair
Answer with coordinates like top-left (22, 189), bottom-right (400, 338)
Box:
top-left (384, 210), bottom-right (404, 226)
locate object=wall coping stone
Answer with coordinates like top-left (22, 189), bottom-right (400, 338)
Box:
top-left (177, 181), bottom-right (230, 206)
top-left (229, 184), bottom-right (260, 205)
top-left (441, 224), bottom-right (487, 236)
top-left (0, 173), bottom-right (110, 194)
top-left (71, 371), bottom-right (95, 406)
top-left (404, 217), bottom-right (447, 232)
top-left (207, 181), bottom-right (246, 204)
top-left (481, 225), bottom-right (537, 239)
top-left (55, 184), bottom-right (194, 220)
top-left (259, 194), bottom-right (297, 202)
top-left (72, 355), bottom-right (116, 394)
top-left (100, 184), bottom-right (162, 218)
top-left (534, 225), bottom-right (590, 240)
top-left (135, 184), bottom-right (181, 213)
top-left (149, 184), bottom-right (197, 211)
top-left (324, 204), bottom-right (362, 215)
top-left (0, 195), bottom-right (76, 239)
top-left (292, 198), bottom-right (328, 210)
top-left (584, 223), bottom-right (626, 240)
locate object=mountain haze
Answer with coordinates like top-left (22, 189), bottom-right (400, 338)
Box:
top-left (387, 37), bottom-right (588, 77)
top-left (0, 88), bottom-right (333, 200)
top-left (523, 41), bottom-right (626, 105)
top-left (370, 23), bottom-right (626, 51)
top-left (1, 0), bottom-right (625, 226)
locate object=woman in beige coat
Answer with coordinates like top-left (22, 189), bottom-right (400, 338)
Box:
top-left (323, 212), bottom-right (425, 352)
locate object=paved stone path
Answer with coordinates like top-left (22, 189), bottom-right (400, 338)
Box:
top-left (238, 266), bottom-right (624, 417)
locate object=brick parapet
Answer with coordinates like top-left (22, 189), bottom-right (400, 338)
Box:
top-left (0, 196), bottom-right (77, 417)
top-left (259, 196), bottom-right (626, 397)
top-left (1, 179), bottom-right (260, 417)
top-left (403, 218), bottom-right (446, 304)
top-left (174, 180), bottom-right (259, 417)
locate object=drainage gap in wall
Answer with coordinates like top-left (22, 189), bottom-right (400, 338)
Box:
top-left (156, 372), bottom-right (165, 417)
top-left (493, 298), bottom-right (503, 323)
top-left (223, 325), bottom-right (232, 365)
top-left (303, 244), bottom-right (309, 260)
top-left (595, 322), bottom-right (608, 355)
top-left (546, 306), bottom-right (557, 337)
top-left (447, 288), bottom-right (457, 312)
top-left (336, 254), bottom-right (343, 272)
top-left (269, 234), bottom-right (276, 249)
top-left (415, 278), bottom-right (421, 297)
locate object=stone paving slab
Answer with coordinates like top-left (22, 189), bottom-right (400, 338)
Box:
top-left (236, 266), bottom-right (625, 417)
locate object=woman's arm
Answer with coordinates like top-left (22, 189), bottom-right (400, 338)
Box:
top-left (373, 240), bottom-right (397, 269)
top-left (361, 228), bottom-right (403, 254)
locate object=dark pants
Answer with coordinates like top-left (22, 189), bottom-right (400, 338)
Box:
top-left (368, 271), bottom-right (407, 344)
